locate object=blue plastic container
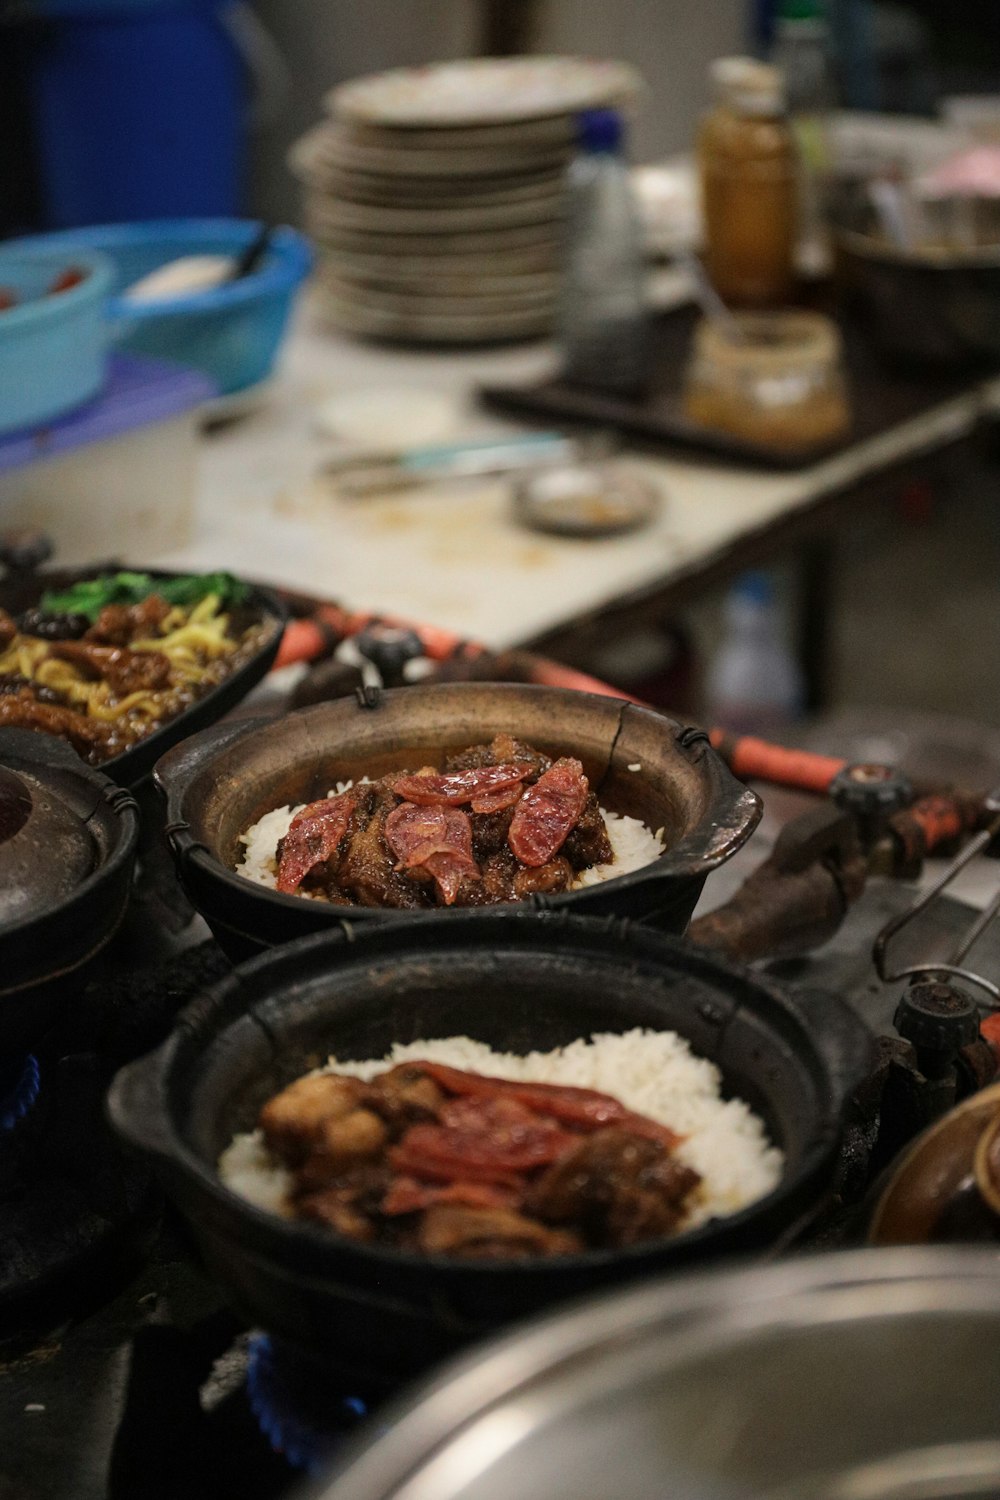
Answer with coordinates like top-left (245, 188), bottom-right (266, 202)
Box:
top-left (24, 1), bottom-right (245, 225)
top-left (16, 220), bottom-right (313, 396)
top-left (0, 247), bottom-right (113, 435)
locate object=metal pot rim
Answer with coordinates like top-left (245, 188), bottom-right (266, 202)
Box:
top-left (311, 1245), bottom-right (1000, 1500)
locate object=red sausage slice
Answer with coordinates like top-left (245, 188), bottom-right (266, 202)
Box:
top-left (276, 788), bottom-right (360, 894)
top-left (384, 802), bottom-right (479, 906)
top-left (508, 757), bottom-right (589, 867)
top-left (417, 1061), bottom-right (682, 1148)
top-left (392, 762), bottom-right (534, 807)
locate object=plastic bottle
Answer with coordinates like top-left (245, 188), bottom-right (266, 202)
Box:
top-left (698, 58), bottom-right (798, 308)
top-left (771, 0), bottom-right (837, 277)
top-left (703, 571), bottom-right (804, 735)
top-left (558, 108), bottom-right (649, 394)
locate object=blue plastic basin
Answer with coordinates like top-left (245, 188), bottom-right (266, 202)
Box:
top-left (15, 220), bottom-right (313, 396)
top-left (0, 247), bottom-right (113, 435)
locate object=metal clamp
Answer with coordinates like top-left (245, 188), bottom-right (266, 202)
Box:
top-left (873, 790), bottom-right (1000, 1007)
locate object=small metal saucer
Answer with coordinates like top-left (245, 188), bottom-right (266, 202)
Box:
top-left (512, 461), bottom-right (661, 538)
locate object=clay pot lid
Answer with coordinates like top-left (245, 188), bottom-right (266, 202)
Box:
top-left (0, 729), bottom-right (132, 932)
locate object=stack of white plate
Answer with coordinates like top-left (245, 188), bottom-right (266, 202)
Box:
top-left (291, 56), bottom-right (641, 344)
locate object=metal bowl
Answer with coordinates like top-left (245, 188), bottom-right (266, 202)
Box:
top-left (308, 1246), bottom-right (1000, 1500)
top-left (153, 683), bottom-right (761, 958)
top-left (834, 202), bottom-right (1000, 366)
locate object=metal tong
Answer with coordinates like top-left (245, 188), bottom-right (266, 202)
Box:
top-left (874, 789), bottom-right (1000, 1006)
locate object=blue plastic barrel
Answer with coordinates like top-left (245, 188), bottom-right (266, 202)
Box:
top-left (24, 0), bottom-right (247, 227)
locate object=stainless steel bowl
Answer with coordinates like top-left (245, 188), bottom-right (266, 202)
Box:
top-left (308, 1247), bottom-right (1000, 1500)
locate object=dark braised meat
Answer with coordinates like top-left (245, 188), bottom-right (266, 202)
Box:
top-left (562, 796), bottom-right (614, 868)
top-left (336, 783), bottom-right (425, 909)
top-left (48, 640), bottom-right (172, 696)
top-left (87, 595), bottom-right (172, 645)
top-left (417, 1204), bottom-right (583, 1259)
top-left (0, 609), bottom-right (18, 649)
top-left (256, 1059), bottom-right (699, 1259)
top-left (0, 689), bottom-right (121, 755)
top-left (273, 737), bottom-right (619, 908)
top-left (524, 1128), bottom-right (702, 1247)
top-left (444, 734), bottom-right (551, 779)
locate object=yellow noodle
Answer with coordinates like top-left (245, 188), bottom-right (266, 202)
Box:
top-left (0, 594), bottom-right (246, 731)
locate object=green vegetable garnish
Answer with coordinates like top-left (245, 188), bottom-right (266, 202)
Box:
top-left (41, 570), bottom-right (249, 621)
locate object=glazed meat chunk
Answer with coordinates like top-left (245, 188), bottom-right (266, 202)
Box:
top-left (526, 1128), bottom-right (700, 1246)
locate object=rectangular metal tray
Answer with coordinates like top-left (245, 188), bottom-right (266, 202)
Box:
top-left (480, 302), bottom-right (997, 470)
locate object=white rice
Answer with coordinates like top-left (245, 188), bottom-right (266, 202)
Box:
top-left (235, 780), bottom-right (665, 896)
top-left (218, 1028), bottom-right (784, 1232)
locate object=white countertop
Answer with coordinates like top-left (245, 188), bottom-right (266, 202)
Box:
top-left (151, 294), bottom-right (1000, 652)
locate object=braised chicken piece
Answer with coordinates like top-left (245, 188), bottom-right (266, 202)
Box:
top-left (296, 1107), bottom-right (388, 1190)
top-left (512, 857), bottom-right (575, 898)
top-left (258, 1059), bottom-right (700, 1260)
top-left (258, 1073), bottom-right (368, 1167)
top-left (87, 595), bottom-right (172, 646)
top-left (525, 1128), bottom-right (701, 1246)
top-left (335, 783), bottom-right (425, 909)
top-left (365, 1064), bottom-right (445, 1128)
top-left (418, 1204), bottom-right (583, 1259)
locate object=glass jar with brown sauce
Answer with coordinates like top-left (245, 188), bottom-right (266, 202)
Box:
top-left (698, 58), bottom-right (798, 307)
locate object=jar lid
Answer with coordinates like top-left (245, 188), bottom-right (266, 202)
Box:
top-left (710, 57), bottom-right (786, 116)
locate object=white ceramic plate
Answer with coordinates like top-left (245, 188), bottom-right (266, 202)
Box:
top-left (304, 193), bottom-right (563, 235)
top-left (320, 254), bottom-right (560, 296)
top-left (291, 126), bottom-right (569, 183)
top-left (308, 169), bottom-right (565, 210)
top-left (314, 386), bottom-right (461, 447)
top-left (314, 242), bottom-right (560, 278)
top-left (305, 220), bottom-right (562, 257)
top-left (317, 269), bottom-right (556, 316)
top-left (341, 114), bottom-right (578, 151)
top-left (315, 288), bottom-right (552, 343)
top-left (330, 56), bottom-right (641, 128)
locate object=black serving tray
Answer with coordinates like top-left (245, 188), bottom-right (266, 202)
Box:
top-left (0, 564), bottom-right (287, 788)
top-left (480, 300), bottom-right (1000, 470)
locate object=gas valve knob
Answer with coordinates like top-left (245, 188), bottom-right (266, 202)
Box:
top-left (354, 625), bottom-right (425, 689)
top-left (894, 979), bottom-right (980, 1076)
top-left (830, 762), bottom-right (913, 848)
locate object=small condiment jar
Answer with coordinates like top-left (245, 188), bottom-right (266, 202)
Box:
top-left (682, 309), bottom-right (850, 453)
top-left (698, 57), bottom-right (798, 307)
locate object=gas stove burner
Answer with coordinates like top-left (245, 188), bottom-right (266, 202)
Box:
top-left (246, 1333), bottom-right (368, 1474)
top-left (0, 1052), bottom-right (40, 1132)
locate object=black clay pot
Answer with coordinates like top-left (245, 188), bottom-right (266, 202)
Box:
top-left (108, 911), bottom-right (872, 1389)
top-left (0, 727), bottom-right (140, 1055)
top-left (153, 683), bottom-right (761, 959)
top-left (0, 565), bottom-right (286, 788)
